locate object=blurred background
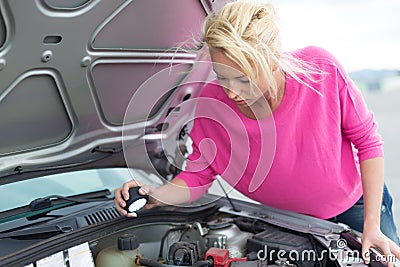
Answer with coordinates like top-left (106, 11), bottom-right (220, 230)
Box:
top-left (274, 0), bottom-right (400, 227)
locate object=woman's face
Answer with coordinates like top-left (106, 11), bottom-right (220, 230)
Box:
top-left (210, 50), bottom-right (263, 106)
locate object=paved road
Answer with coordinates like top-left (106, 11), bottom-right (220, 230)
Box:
top-left (364, 90), bottom-right (400, 228)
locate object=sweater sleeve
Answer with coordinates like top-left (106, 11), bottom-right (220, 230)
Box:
top-left (176, 116), bottom-right (218, 202)
top-left (337, 63), bottom-right (384, 161)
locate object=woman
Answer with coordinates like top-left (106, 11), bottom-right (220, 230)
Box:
top-left (115, 1), bottom-right (400, 264)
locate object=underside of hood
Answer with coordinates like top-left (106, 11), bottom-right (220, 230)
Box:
top-left (0, 0), bottom-right (230, 184)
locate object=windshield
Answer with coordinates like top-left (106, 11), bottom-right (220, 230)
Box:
top-left (0, 168), bottom-right (162, 212)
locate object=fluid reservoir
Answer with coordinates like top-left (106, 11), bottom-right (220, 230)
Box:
top-left (95, 234), bottom-right (140, 267)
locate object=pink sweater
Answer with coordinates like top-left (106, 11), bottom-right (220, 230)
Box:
top-left (177, 46), bottom-right (383, 219)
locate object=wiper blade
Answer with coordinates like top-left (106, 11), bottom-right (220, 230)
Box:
top-left (29, 189), bottom-right (112, 211)
top-left (0, 189), bottom-right (113, 224)
top-left (0, 224), bottom-right (73, 239)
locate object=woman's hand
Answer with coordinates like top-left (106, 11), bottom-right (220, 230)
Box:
top-left (114, 179), bottom-right (160, 218)
top-left (114, 177), bottom-right (191, 217)
top-left (362, 224), bottom-right (400, 267)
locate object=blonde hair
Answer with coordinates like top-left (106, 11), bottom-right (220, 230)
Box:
top-left (201, 0), bottom-right (323, 98)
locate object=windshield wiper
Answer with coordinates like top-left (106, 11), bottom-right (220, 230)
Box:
top-left (0, 190), bottom-right (113, 238)
top-left (0, 224), bottom-right (73, 239)
top-left (29, 189), bottom-right (112, 211)
top-left (0, 189), bottom-right (113, 223)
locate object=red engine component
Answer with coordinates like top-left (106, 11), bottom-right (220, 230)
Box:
top-left (205, 248), bottom-right (247, 267)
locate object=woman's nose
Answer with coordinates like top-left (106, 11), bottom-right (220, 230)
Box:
top-left (225, 88), bottom-right (240, 100)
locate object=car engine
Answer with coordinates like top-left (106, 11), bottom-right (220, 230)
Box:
top-left (94, 216), bottom-right (341, 267)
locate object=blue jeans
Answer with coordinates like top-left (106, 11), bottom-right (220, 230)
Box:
top-left (328, 185), bottom-right (400, 245)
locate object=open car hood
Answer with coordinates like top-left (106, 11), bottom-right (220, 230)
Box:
top-left (0, 0), bottom-right (225, 184)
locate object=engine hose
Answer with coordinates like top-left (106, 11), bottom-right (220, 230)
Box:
top-left (137, 258), bottom-right (212, 267)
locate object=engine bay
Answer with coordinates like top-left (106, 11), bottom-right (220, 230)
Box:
top-left (3, 198), bottom-right (374, 267)
top-left (89, 206), bottom-right (362, 267)
top-left (93, 218), bottom-right (331, 267)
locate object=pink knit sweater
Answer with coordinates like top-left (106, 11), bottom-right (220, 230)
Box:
top-left (177, 46), bottom-right (383, 219)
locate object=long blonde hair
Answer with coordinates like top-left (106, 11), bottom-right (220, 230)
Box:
top-left (201, 0), bottom-right (323, 98)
